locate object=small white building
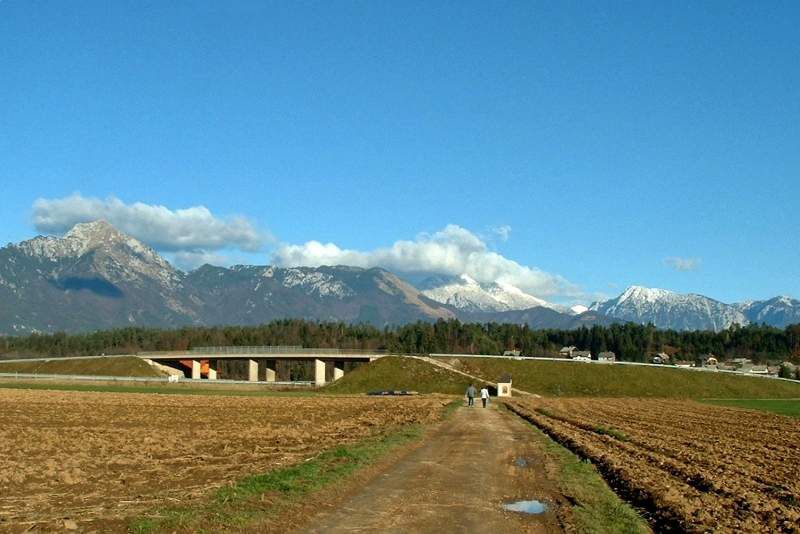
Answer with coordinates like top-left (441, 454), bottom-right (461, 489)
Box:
top-left (497, 373), bottom-right (513, 397)
top-left (597, 351), bottom-right (616, 363)
top-left (572, 351), bottom-right (592, 362)
top-left (503, 349), bottom-right (521, 357)
top-left (559, 346), bottom-right (577, 358)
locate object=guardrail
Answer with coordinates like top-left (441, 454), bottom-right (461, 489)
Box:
top-left (0, 372), bottom-right (315, 387)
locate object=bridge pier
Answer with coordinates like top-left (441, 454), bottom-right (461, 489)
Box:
top-left (207, 359), bottom-right (218, 380)
top-left (248, 359), bottom-right (259, 382)
top-left (314, 359), bottom-right (326, 386)
top-left (333, 361), bottom-right (345, 381)
top-left (265, 360), bottom-right (277, 382)
top-left (191, 359), bottom-right (201, 380)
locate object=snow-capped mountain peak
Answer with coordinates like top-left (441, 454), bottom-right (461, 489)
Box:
top-left (590, 285), bottom-right (747, 332)
top-left (736, 295), bottom-right (800, 328)
top-left (420, 273), bottom-right (551, 312)
top-left (617, 285), bottom-right (676, 304)
top-left (16, 220), bottom-right (179, 288)
top-left (459, 273), bottom-right (479, 285)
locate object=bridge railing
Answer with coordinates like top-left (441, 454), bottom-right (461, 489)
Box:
top-left (186, 346), bottom-right (388, 355)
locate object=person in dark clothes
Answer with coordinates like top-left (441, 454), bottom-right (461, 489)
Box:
top-left (465, 384), bottom-right (477, 407)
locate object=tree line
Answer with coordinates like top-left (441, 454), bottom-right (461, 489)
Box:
top-left (2, 319), bottom-right (799, 364)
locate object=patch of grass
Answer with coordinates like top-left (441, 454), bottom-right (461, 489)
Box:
top-left (439, 357), bottom-right (800, 398)
top-left (514, 410), bottom-right (648, 534)
top-left (324, 356), bottom-right (488, 395)
top-left (130, 425), bottom-right (425, 533)
top-left (593, 426), bottom-right (629, 441)
top-left (702, 399), bottom-right (800, 418)
top-left (535, 407), bottom-right (557, 418)
top-left (0, 356), bottom-right (161, 377)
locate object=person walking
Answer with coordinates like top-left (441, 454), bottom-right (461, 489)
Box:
top-left (480, 386), bottom-right (490, 408)
top-left (465, 384), bottom-right (477, 407)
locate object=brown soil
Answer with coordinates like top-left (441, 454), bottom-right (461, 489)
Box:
top-left (295, 402), bottom-right (571, 533)
top-left (0, 389), bottom-right (447, 532)
top-left (507, 398), bottom-right (800, 533)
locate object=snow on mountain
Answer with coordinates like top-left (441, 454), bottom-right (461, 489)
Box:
top-left (736, 296), bottom-right (800, 328)
top-left (420, 274), bottom-right (551, 312)
top-left (281, 268), bottom-right (355, 298)
top-left (4, 221), bottom-right (798, 334)
top-left (0, 221), bottom-right (461, 333)
top-left (570, 304), bottom-right (589, 315)
top-left (16, 220), bottom-right (180, 288)
top-left (590, 285), bottom-right (748, 332)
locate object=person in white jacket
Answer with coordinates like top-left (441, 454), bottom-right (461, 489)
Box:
top-left (480, 386), bottom-right (490, 408)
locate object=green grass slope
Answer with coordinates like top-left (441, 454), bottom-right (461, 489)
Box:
top-left (438, 357), bottom-right (800, 398)
top-left (0, 356), bottom-right (162, 378)
top-left (325, 356), bottom-right (486, 395)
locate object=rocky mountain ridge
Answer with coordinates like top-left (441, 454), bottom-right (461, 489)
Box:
top-left (0, 222), bottom-right (797, 334)
top-left (589, 285), bottom-right (800, 332)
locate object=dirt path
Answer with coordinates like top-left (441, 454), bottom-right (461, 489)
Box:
top-left (301, 403), bottom-right (569, 533)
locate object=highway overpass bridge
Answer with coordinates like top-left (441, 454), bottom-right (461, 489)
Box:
top-left (139, 346), bottom-right (384, 385)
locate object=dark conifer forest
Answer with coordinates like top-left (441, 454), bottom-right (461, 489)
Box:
top-left (2, 319), bottom-right (799, 363)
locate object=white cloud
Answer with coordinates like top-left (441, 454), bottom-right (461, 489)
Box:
top-left (273, 224), bottom-right (580, 299)
top-left (33, 194), bottom-right (268, 252)
top-left (490, 225), bottom-right (512, 242)
top-left (664, 257), bottom-right (701, 272)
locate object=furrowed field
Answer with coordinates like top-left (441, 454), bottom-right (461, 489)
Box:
top-left (506, 398), bottom-right (800, 533)
top-left (0, 389), bottom-right (447, 531)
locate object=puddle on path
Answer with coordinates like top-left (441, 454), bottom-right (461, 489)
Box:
top-left (514, 457), bottom-right (528, 467)
top-left (502, 500), bottom-right (548, 514)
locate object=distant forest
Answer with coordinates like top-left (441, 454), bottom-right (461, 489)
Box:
top-left (2, 319), bottom-right (799, 363)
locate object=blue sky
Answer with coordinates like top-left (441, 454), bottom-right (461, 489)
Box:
top-left (1, 1), bottom-right (798, 304)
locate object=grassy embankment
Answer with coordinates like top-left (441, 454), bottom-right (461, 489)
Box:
top-left (327, 356), bottom-right (800, 398)
top-left (0, 356), bottom-right (316, 396)
top-left (0, 356), bottom-right (161, 377)
top-left (703, 399), bottom-right (800, 418)
top-left (324, 355), bottom-right (488, 394)
top-left (434, 356), bottom-right (800, 398)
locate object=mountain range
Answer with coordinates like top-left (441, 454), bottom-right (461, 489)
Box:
top-left (0, 221), bottom-right (798, 335)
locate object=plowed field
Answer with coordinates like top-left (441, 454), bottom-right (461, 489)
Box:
top-left (0, 389), bottom-right (447, 531)
top-left (506, 398), bottom-right (800, 533)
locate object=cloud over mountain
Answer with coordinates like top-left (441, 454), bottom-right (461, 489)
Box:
top-left (29, 198), bottom-right (580, 299)
top-left (664, 257), bottom-right (702, 272)
top-left (32, 194), bottom-right (268, 255)
top-left (273, 224), bottom-right (580, 299)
